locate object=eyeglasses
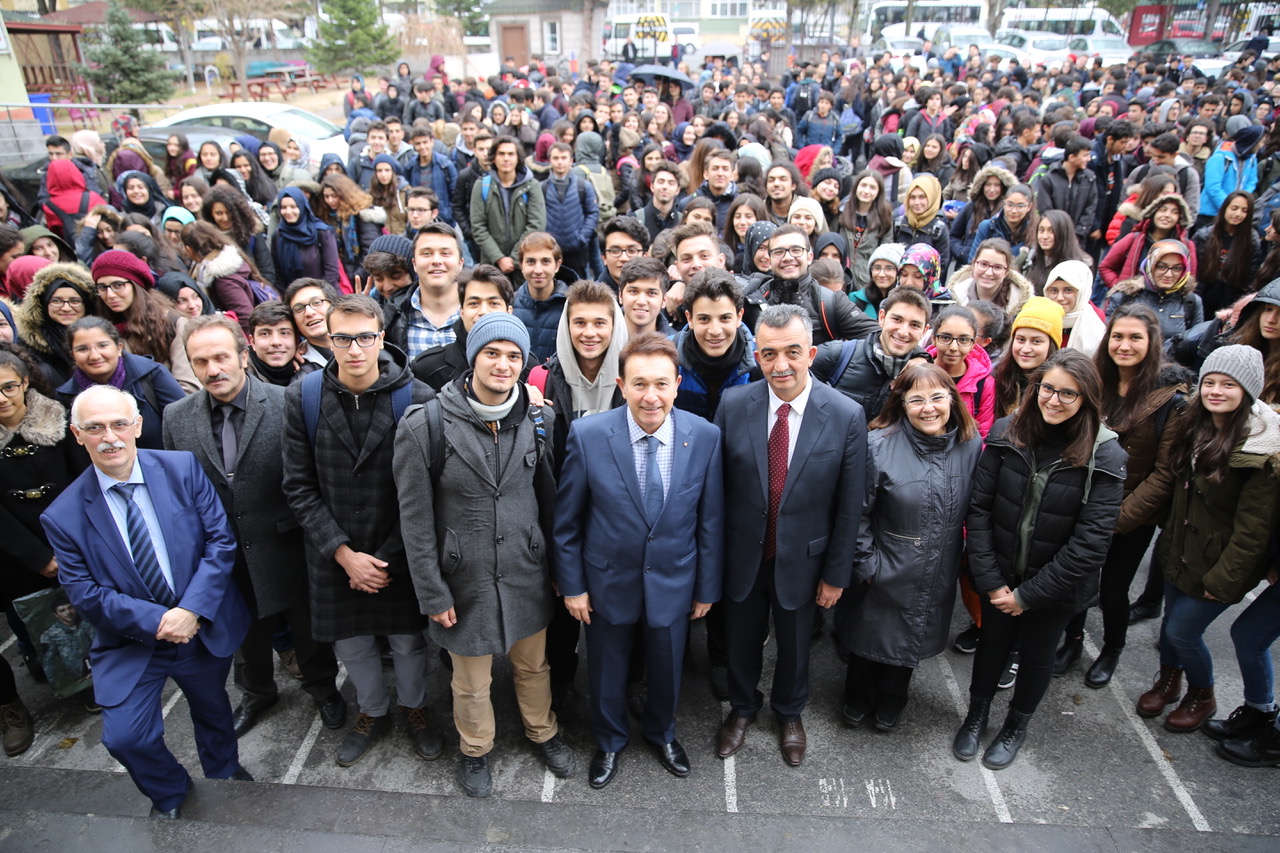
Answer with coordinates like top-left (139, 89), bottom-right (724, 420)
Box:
top-left (1035, 382), bottom-right (1082, 404)
top-left (0, 381), bottom-right (24, 398)
top-left (330, 332), bottom-right (382, 348)
top-left (1153, 263), bottom-right (1186, 276)
top-left (1004, 202), bottom-right (1030, 211)
top-left (769, 245), bottom-right (809, 259)
top-left (291, 297), bottom-right (331, 315)
top-left (72, 340), bottom-right (118, 356)
top-left (93, 280), bottom-right (130, 294)
top-left (934, 332), bottom-right (975, 347)
top-left (905, 393), bottom-right (949, 409)
top-left (77, 417), bottom-right (138, 436)
top-left (49, 297), bottom-right (83, 308)
top-left (604, 246), bottom-right (643, 258)
top-left (973, 259), bottom-right (1008, 275)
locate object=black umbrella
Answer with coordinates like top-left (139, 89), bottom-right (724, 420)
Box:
top-left (629, 64), bottom-right (695, 90)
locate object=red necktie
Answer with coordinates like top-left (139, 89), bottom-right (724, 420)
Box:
top-left (764, 402), bottom-right (790, 560)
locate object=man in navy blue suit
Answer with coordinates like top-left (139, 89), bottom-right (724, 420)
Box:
top-left (41, 385), bottom-right (250, 820)
top-left (553, 332), bottom-right (724, 790)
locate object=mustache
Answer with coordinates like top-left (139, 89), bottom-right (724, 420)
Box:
top-left (96, 440), bottom-right (127, 453)
top-left (204, 372), bottom-right (231, 385)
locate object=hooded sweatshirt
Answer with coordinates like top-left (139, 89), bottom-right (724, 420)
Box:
top-left (42, 160), bottom-right (106, 239)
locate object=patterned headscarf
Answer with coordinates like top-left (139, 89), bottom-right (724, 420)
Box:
top-left (900, 243), bottom-right (942, 298)
top-left (1141, 239), bottom-right (1192, 295)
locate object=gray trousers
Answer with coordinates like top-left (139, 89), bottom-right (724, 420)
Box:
top-left (332, 633), bottom-right (429, 716)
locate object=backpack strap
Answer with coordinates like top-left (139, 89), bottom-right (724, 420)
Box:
top-left (816, 287), bottom-right (837, 341)
top-left (973, 376), bottom-right (987, 415)
top-left (301, 369), bottom-right (323, 446)
top-left (390, 380), bottom-right (413, 423)
top-left (826, 338), bottom-right (859, 385)
top-left (425, 395), bottom-right (445, 475)
top-left (481, 173), bottom-right (492, 204)
top-left (135, 371), bottom-right (162, 419)
top-left (1153, 390), bottom-right (1186, 443)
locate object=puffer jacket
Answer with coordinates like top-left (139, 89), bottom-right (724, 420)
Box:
top-left (1158, 400), bottom-right (1280, 604)
top-left (966, 417), bottom-right (1127, 613)
top-left (1099, 196), bottom-right (1196, 288)
top-left (891, 213), bottom-right (951, 271)
top-left (193, 244), bottom-right (256, 335)
top-left (1113, 365), bottom-right (1193, 534)
top-left (813, 332), bottom-right (930, 423)
top-left (1103, 276), bottom-right (1204, 345)
top-left (969, 211), bottom-right (1034, 262)
top-left (542, 172), bottom-right (598, 253)
top-left (673, 325), bottom-right (756, 421)
top-left (512, 279), bottom-right (569, 365)
top-left (949, 264), bottom-right (1035, 320)
top-left (470, 163), bottom-right (547, 265)
top-left (16, 262), bottom-right (93, 385)
top-left (405, 152), bottom-right (459, 226)
top-left (839, 422), bottom-right (982, 667)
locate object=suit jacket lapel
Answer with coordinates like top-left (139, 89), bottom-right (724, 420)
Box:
top-left (354, 390), bottom-right (397, 468)
top-left (237, 377), bottom-right (268, 472)
top-left (139, 452), bottom-right (190, 595)
top-left (190, 394), bottom-right (224, 477)
top-left (748, 384), bottom-right (770, 504)
top-left (320, 387), bottom-right (359, 459)
top-left (82, 486), bottom-right (135, 584)
top-left (607, 412), bottom-right (647, 517)
top-left (781, 388), bottom-right (830, 505)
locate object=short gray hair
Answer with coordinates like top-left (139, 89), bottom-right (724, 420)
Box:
top-left (71, 385), bottom-right (139, 428)
top-left (756, 304), bottom-right (813, 345)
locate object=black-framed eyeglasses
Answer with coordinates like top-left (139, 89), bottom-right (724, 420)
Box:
top-left (291, 298), bottom-right (331, 315)
top-left (93, 280), bottom-right (130, 294)
top-left (1035, 382), bottom-right (1081, 404)
top-left (769, 245), bottom-right (808, 259)
top-left (934, 332), bottom-right (975, 347)
top-left (0, 381), bottom-right (25, 398)
top-left (330, 332), bottom-right (382, 349)
top-left (49, 297), bottom-right (83, 308)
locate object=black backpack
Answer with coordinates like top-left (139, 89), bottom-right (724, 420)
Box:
top-left (792, 81), bottom-right (819, 119)
top-left (44, 192), bottom-right (90, 239)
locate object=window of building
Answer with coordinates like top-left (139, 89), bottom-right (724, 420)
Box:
top-left (710, 2), bottom-right (749, 17)
top-left (544, 19), bottom-right (560, 54)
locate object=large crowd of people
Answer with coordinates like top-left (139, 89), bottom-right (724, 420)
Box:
top-left (0, 42), bottom-right (1279, 818)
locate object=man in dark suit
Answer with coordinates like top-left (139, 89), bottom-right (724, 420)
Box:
top-left (713, 304), bottom-right (867, 767)
top-left (163, 316), bottom-right (344, 738)
top-left (41, 385), bottom-right (251, 819)
top-left (553, 332), bottom-right (725, 789)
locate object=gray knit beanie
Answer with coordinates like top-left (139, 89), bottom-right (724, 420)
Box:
top-left (368, 234), bottom-right (414, 265)
top-left (466, 311), bottom-right (531, 367)
top-left (1199, 344), bottom-right (1264, 402)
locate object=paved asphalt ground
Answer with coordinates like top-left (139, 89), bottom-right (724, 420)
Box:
top-left (1, 563), bottom-right (1278, 852)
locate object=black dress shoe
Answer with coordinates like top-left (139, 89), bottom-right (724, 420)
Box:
top-left (228, 767), bottom-right (254, 782)
top-left (589, 749), bottom-right (621, 789)
top-left (1052, 636), bottom-right (1083, 677)
top-left (318, 692), bottom-right (346, 730)
top-left (1128, 599), bottom-right (1162, 624)
top-left (653, 739), bottom-right (690, 777)
top-left (231, 698), bottom-right (278, 738)
top-left (150, 804), bottom-right (182, 820)
top-left (1084, 649), bottom-right (1122, 689)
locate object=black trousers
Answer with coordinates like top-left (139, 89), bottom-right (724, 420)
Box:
top-left (546, 602), bottom-right (581, 693)
top-left (844, 654), bottom-right (914, 719)
top-left (970, 597), bottom-right (1075, 714)
top-left (0, 654), bottom-right (16, 705)
top-left (1064, 525), bottom-right (1157, 651)
top-left (724, 558), bottom-right (817, 722)
top-left (233, 598), bottom-right (338, 708)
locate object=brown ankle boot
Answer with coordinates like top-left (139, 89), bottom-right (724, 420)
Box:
top-left (1165, 686), bottom-right (1216, 732)
top-left (1, 698), bottom-right (34, 757)
top-left (1136, 667), bottom-right (1183, 718)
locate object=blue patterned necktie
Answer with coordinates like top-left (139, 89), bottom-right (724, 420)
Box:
top-left (112, 483), bottom-right (176, 607)
top-left (644, 434), bottom-right (664, 526)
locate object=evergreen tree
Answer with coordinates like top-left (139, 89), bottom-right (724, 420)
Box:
top-left (79, 0), bottom-right (174, 105)
top-left (307, 0), bottom-right (398, 76)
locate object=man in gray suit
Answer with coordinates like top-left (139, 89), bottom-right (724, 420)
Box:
top-left (712, 304), bottom-right (867, 767)
top-left (163, 316), bottom-right (344, 737)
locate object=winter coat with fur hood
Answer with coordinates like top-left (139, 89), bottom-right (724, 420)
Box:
top-left (192, 244), bottom-right (256, 336)
top-left (15, 262), bottom-right (94, 385)
top-left (1099, 194), bottom-right (1196, 288)
top-left (949, 263), bottom-right (1035, 320)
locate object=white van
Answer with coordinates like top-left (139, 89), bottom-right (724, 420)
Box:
top-left (134, 22), bottom-right (180, 53)
top-left (603, 14), bottom-right (673, 60)
top-left (1000, 6), bottom-right (1125, 39)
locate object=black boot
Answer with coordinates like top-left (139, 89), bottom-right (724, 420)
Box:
top-left (952, 695), bottom-right (991, 761)
top-left (982, 708), bottom-right (1033, 770)
top-left (1052, 635), bottom-right (1083, 677)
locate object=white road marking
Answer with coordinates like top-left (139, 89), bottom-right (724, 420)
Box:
top-left (937, 654), bottom-right (1013, 823)
top-left (282, 669), bottom-right (347, 785)
top-left (540, 768), bottom-right (557, 803)
top-left (161, 687), bottom-right (183, 719)
top-left (721, 701), bottom-right (738, 813)
top-left (1081, 636), bottom-right (1211, 832)
top-left (0, 635), bottom-right (16, 654)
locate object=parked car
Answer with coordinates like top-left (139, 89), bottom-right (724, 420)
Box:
top-left (149, 102), bottom-right (346, 173)
top-left (1219, 37), bottom-right (1280, 64)
top-left (1065, 35), bottom-right (1134, 67)
top-left (996, 30), bottom-right (1073, 67)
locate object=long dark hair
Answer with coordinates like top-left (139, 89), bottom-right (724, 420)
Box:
top-left (1202, 191), bottom-right (1258, 286)
top-left (966, 170), bottom-right (1007, 237)
top-left (722, 193), bottom-right (766, 257)
top-left (869, 361), bottom-right (978, 441)
top-left (1002, 184), bottom-right (1038, 249)
top-left (1007, 349), bottom-right (1105, 468)
top-left (1093, 303), bottom-right (1166, 433)
top-left (1025, 209), bottom-right (1091, 293)
top-left (1229, 304), bottom-right (1280, 404)
top-left (228, 150), bottom-right (277, 205)
top-left (1258, 210), bottom-right (1280, 285)
top-left (201, 184), bottom-right (263, 250)
top-left (1170, 380), bottom-right (1253, 483)
top-left (838, 169), bottom-right (894, 239)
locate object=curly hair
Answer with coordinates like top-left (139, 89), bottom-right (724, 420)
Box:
top-left (318, 173), bottom-right (373, 223)
top-left (201, 184), bottom-right (263, 249)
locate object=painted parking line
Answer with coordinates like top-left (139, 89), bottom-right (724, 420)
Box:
top-left (936, 654), bottom-right (1013, 824)
top-left (720, 701), bottom-right (738, 813)
top-left (0, 635), bottom-right (15, 654)
top-left (541, 768), bottom-right (557, 803)
top-left (1081, 635), bottom-right (1211, 832)
top-left (281, 669), bottom-right (347, 785)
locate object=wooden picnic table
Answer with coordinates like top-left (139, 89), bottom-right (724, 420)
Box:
top-left (219, 77), bottom-right (296, 102)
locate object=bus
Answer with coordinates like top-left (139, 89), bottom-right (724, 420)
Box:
top-left (999, 6), bottom-right (1125, 38)
top-left (863, 0), bottom-right (986, 42)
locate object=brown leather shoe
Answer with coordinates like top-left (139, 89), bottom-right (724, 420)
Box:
top-left (1165, 686), bottom-right (1216, 732)
top-left (1136, 666), bottom-right (1183, 718)
top-left (716, 712), bottom-right (754, 758)
top-left (780, 718), bottom-right (806, 766)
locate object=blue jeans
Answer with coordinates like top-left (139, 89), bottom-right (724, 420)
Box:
top-left (1159, 581), bottom-right (1231, 687)
top-left (1230, 581), bottom-right (1280, 707)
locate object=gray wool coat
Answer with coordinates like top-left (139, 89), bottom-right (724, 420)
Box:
top-left (281, 346), bottom-right (434, 642)
top-left (394, 379), bottom-right (557, 657)
top-left (162, 375), bottom-right (306, 618)
top-left (838, 422), bottom-right (982, 668)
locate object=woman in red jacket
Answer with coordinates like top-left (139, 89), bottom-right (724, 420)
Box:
top-left (1100, 193), bottom-right (1196, 289)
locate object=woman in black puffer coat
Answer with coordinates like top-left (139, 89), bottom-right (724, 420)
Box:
top-left (955, 349), bottom-right (1127, 771)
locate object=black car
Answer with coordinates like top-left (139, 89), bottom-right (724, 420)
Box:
top-left (1143, 38), bottom-right (1221, 66)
